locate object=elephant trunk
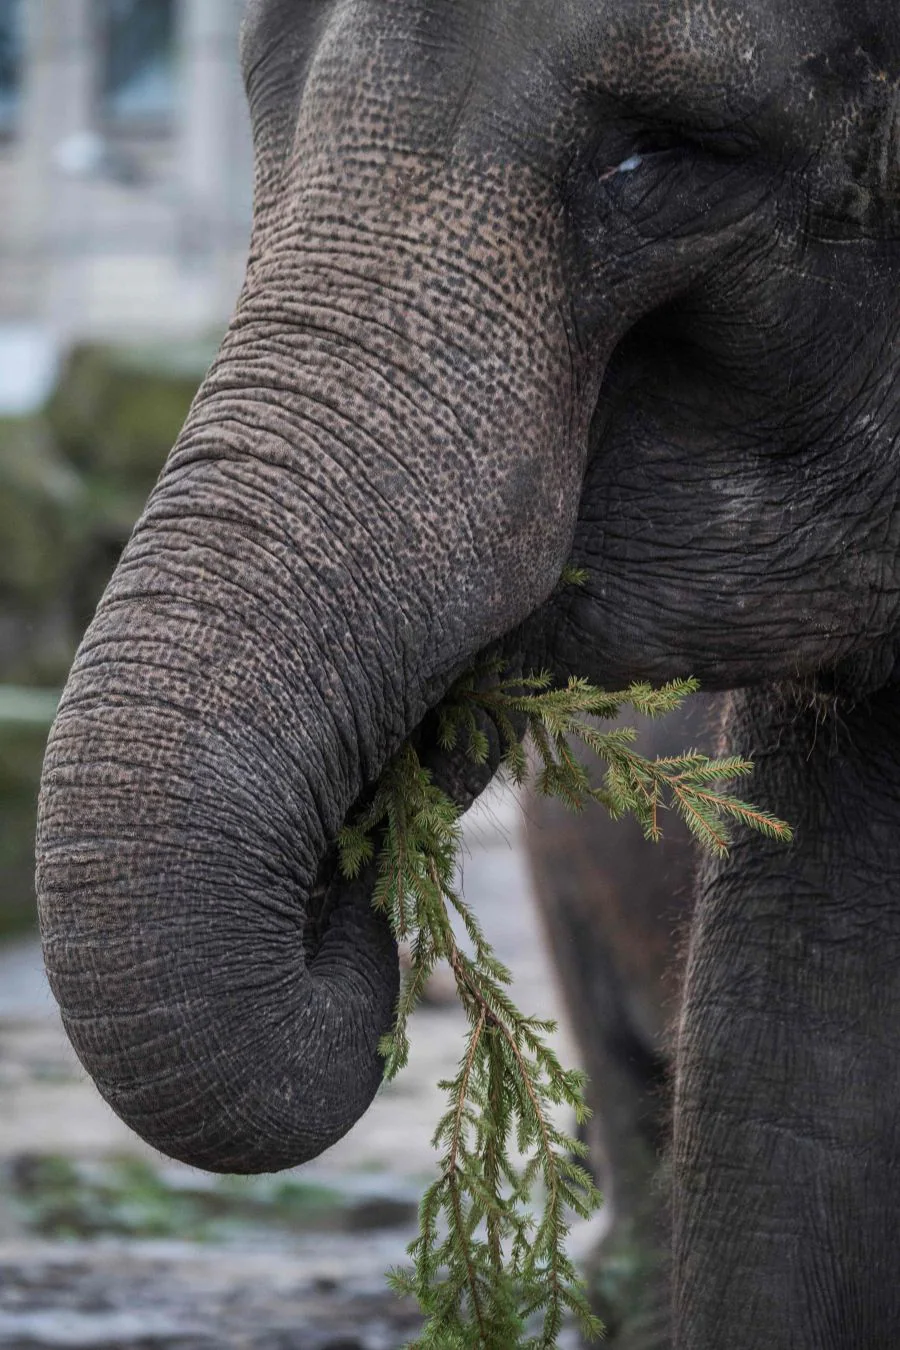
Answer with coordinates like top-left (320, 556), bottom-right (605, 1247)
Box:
top-left (36, 179), bottom-right (582, 1171)
top-left (35, 2), bottom-right (592, 1166)
top-left (36, 369), bottom-right (420, 1173)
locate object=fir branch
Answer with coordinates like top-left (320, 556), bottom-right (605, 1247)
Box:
top-left (338, 651), bottom-right (792, 1348)
top-left (559, 564), bottom-right (589, 589)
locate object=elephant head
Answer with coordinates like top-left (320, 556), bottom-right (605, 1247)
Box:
top-left (36, 0), bottom-right (900, 1174)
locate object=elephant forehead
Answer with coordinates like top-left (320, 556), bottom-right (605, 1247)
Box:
top-left (563, 0), bottom-right (900, 209)
top-left (581, 0), bottom-right (892, 111)
top-left (594, 0), bottom-right (767, 101)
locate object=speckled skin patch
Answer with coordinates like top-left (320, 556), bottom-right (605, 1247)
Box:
top-left (34, 3), bottom-right (900, 1341)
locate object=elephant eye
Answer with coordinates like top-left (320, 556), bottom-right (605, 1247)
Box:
top-left (597, 153), bottom-right (644, 183)
top-left (637, 129), bottom-right (687, 156)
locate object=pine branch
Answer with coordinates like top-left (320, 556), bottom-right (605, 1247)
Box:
top-left (337, 638), bottom-right (793, 1348)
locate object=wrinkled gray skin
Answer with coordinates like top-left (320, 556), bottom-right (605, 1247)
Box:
top-left (36, 0), bottom-right (900, 1345)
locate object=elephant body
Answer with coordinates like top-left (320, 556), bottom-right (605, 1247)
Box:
top-left (36, 2), bottom-right (900, 1346)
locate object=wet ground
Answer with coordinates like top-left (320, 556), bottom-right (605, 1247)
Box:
top-left (0, 786), bottom-right (602, 1348)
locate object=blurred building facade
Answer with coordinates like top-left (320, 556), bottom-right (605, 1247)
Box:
top-left (0, 0), bottom-right (252, 345)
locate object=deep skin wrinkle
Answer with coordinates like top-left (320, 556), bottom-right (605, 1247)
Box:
top-left (36, 1), bottom-right (900, 1346)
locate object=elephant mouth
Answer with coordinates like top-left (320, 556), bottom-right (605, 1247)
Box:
top-left (303, 665), bottom-right (516, 962)
top-left (415, 682), bottom-right (515, 811)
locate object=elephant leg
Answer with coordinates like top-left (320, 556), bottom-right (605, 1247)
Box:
top-left (673, 682), bottom-right (900, 1349)
top-left (524, 711), bottom-right (707, 1348)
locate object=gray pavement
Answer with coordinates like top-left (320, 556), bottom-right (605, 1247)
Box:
top-left (0, 785), bottom-right (602, 1348)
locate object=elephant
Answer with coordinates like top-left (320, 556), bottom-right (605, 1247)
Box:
top-left (35, 0), bottom-right (900, 1346)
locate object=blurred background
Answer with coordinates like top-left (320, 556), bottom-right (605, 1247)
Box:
top-left (0, 4), bottom-right (591, 1346)
top-left (1, 0), bottom-right (251, 935)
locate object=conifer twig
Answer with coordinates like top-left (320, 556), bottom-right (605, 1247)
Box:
top-left (338, 653), bottom-right (793, 1348)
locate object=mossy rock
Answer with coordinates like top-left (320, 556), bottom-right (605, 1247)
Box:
top-left (0, 722), bottom-right (53, 937)
top-left (1, 343), bottom-right (210, 682)
top-left (0, 417), bottom-right (84, 608)
top-left (0, 415), bottom-right (131, 686)
top-left (0, 343), bottom-right (210, 934)
top-left (45, 343), bottom-right (205, 489)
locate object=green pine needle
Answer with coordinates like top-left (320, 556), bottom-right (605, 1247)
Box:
top-left (337, 627), bottom-right (793, 1347)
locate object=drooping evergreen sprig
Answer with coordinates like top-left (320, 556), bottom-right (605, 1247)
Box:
top-left (339, 742), bottom-right (602, 1347)
top-left (441, 663), bottom-right (793, 856)
top-left (338, 660), bottom-right (792, 1348)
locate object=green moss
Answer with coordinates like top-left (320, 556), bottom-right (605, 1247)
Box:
top-left (7, 1153), bottom-right (399, 1243)
top-left (0, 722), bottom-right (54, 936)
top-left (0, 417), bottom-right (83, 610)
top-left (45, 343), bottom-right (202, 487)
top-left (0, 344), bottom-right (207, 936)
